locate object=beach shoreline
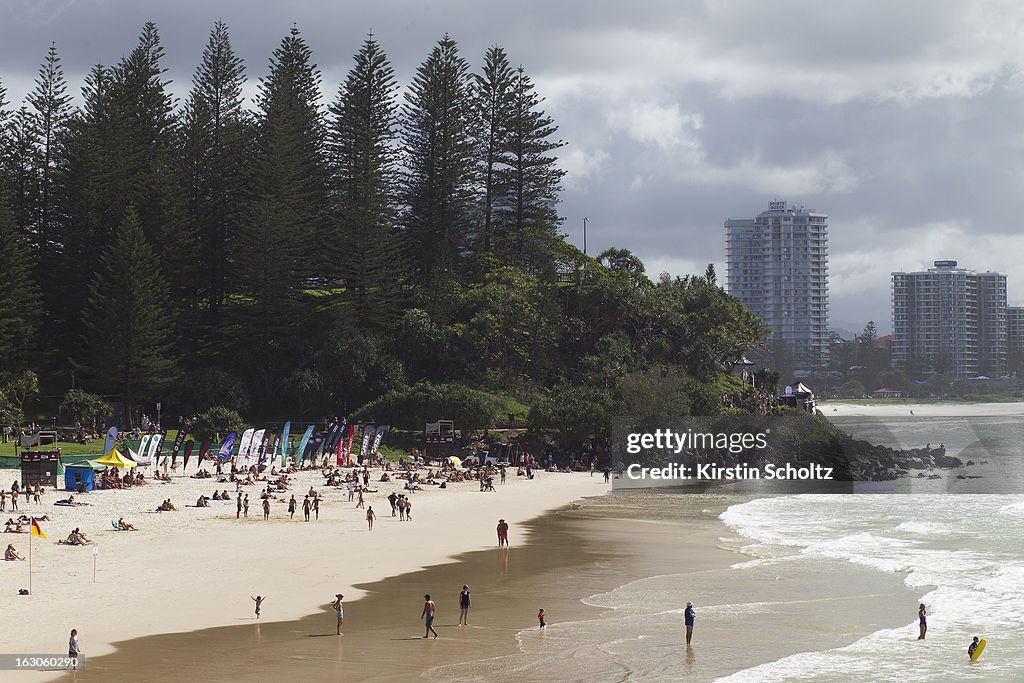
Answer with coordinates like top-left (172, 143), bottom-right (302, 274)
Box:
top-left (0, 466), bottom-right (607, 681)
top-left (43, 489), bottom-right (921, 682)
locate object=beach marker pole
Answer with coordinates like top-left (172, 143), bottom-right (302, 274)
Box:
top-left (92, 544), bottom-right (98, 582)
top-left (28, 520), bottom-right (32, 595)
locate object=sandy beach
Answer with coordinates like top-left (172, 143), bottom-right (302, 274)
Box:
top-left (819, 400), bottom-right (1024, 418)
top-left (55, 491), bottom-right (918, 682)
top-left (0, 464), bottom-right (606, 680)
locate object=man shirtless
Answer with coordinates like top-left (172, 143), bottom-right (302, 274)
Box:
top-left (421, 594), bottom-right (438, 638)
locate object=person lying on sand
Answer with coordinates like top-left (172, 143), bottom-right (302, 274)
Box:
top-left (4, 521), bottom-right (26, 533)
top-left (5, 544), bottom-right (25, 560)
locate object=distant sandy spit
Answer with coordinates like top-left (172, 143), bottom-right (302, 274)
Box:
top-left (0, 466), bottom-right (607, 680)
top-left (819, 401), bottom-right (1024, 418)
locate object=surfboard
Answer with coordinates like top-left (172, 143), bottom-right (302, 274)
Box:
top-left (971, 639), bottom-right (987, 661)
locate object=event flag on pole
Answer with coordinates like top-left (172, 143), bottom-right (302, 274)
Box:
top-left (280, 421), bottom-right (291, 467)
top-left (295, 425), bottom-right (314, 464)
top-left (359, 425), bottom-right (374, 463)
top-left (31, 518), bottom-right (45, 538)
top-left (132, 434), bottom-right (151, 462)
top-left (103, 426), bottom-right (118, 456)
top-left (182, 440), bottom-right (195, 470)
top-left (217, 432), bottom-right (237, 463)
top-left (344, 424), bottom-right (355, 466)
top-left (370, 425), bottom-right (388, 457)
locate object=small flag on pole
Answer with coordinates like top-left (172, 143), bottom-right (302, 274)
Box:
top-left (30, 518), bottom-right (46, 538)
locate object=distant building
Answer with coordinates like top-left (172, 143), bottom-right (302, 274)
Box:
top-left (725, 201), bottom-right (829, 372)
top-left (1007, 306), bottom-right (1024, 353)
top-left (891, 260), bottom-right (1007, 379)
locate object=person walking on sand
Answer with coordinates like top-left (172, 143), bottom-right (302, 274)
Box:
top-left (243, 494), bottom-right (249, 518)
top-left (237, 493), bottom-right (242, 519)
top-left (497, 519), bottom-right (509, 547)
top-left (405, 497), bottom-right (412, 520)
top-left (398, 495), bottom-right (407, 521)
top-left (684, 601), bottom-right (695, 645)
top-left (459, 585), bottom-right (471, 626)
top-left (332, 594), bottom-right (345, 635)
top-left (356, 488), bottom-right (365, 509)
top-left (288, 495), bottom-right (296, 519)
top-left (314, 495), bottom-right (320, 520)
top-left (303, 496), bottom-right (311, 522)
top-left (68, 628), bottom-right (81, 668)
top-left (388, 491), bottom-right (398, 516)
top-left (262, 497), bottom-right (270, 520)
top-left (918, 603), bottom-right (927, 640)
top-left (366, 505), bottom-right (376, 531)
top-left (252, 595), bottom-right (266, 619)
top-left (538, 608), bottom-right (546, 629)
top-left (421, 594), bottom-right (438, 638)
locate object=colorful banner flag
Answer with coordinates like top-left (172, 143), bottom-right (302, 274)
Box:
top-left (304, 435), bottom-right (323, 462)
top-left (181, 440), bottom-right (195, 470)
top-left (132, 434), bottom-right (151, 461)
top-left (217, 432), bottom-right (237, 463)
top-left (170, 426), bottom-right (187, 465)
top-left (359, 425), bottom-right (374, 463)
top-left (280, 421), bottom-right (292, 467)
top-left (103, 426), bottom-right (118, 456)
top-left (370, 425), bottom-right (388, 457)
top-left (198, 439), bottom-right (211, 463)
top-left (344, 424), bottom-right (355, 466)
top-left (235, 429), bottom-right (255, 468)
top-left (336, 429), bottom-right (344, 466)
top-left (295, 425), bottom-right (314, 464)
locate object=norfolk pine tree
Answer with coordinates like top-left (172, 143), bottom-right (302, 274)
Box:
top-left (328, 34), bottom-right (405, 328)
top-left (233, 25), bottom-right (328, 395)
top-left (401, 35), bottom-right (476, 316)
top-left (182, 21), bottom-right (250, 320)
top-left (471, 46), bottom-right (515, 262)
top-left (500, 65), bottom-right (566, 276)
top-left (0, 200), bottom-right (42, 373)
top-left (26, 43), bottom-right (73, 259)
top-left (80, 207), bottom-right (178, 426)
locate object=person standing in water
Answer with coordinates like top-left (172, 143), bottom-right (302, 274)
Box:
top-left (332, 594), bottom-right (345, 635)
top-left (538, 608), bottom-right (546, 629)
top-left (252, 594), bottom-right (266, 619)
top-left (684, 601), bottom-right (696, 645)
top-left (496, 519), bottom-right (509, 547)
top-left (421, 594), bottom-right (438, 638)
top-left (918, 603), bottom-right (927, 639)
top-left (459, 585), bottom-right (471, 626)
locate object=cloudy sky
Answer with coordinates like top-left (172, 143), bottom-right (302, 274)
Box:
top-left (3, 0), bottom-right (1024, 334)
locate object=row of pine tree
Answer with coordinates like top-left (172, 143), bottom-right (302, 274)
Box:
top-left (0, 22), bottom-right (572, 420)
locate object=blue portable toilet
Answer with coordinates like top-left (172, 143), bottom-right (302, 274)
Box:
top-left (63, 461), bottom-right (103, 492)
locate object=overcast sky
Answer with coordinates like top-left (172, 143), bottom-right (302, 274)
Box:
top-left (3, 0), bottom-right (1024, 335)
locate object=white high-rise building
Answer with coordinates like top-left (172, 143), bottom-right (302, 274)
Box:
top-left (725, 201), bottom-right (830, 371)
top-left (891, 260), bottom-right (1007, 378)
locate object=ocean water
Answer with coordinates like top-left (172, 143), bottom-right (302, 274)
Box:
top-left (441, 413), bottom-right (1024, 682)
top-left (717, 413), bottom-right (1024, 681)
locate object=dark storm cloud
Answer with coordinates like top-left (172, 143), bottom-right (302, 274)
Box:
top-left (3, 1), bottom-right (1024, 332)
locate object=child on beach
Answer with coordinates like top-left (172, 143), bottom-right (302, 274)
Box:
top-left (252, 595), bottom-right (266, 619)
top-left (538, 609), bottom-right (546, 629)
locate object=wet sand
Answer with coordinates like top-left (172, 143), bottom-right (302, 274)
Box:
top-left (58, 493), bottom-right (916, 682)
